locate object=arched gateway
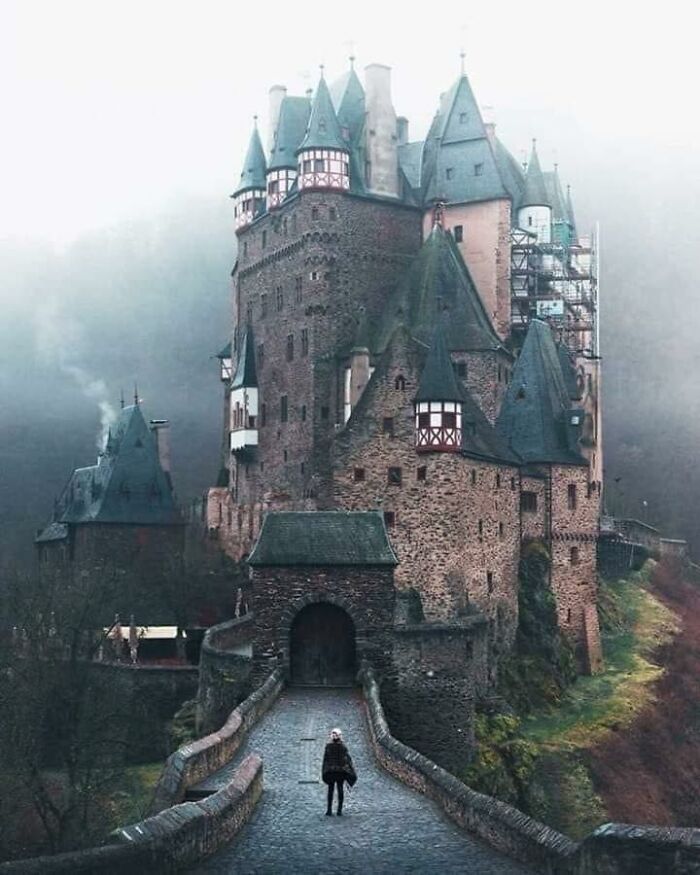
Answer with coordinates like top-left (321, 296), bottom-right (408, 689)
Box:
top-left (290, 602), bottom-right (356, 686)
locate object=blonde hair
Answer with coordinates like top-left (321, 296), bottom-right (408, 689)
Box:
top-left (330, 727), bottom-right (342, 738)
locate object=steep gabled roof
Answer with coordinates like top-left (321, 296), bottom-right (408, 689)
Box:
top-left (46, 405), bottom-right (181, 527)
top-left (249, 511), bottom-right (397, 566)
top-left (268, 96), bottom-right (311, 170)
top-left (415, 322), bottom-right (464, 402)
top-left (557, 342), bottom-right (582, 400)
top-left (496, 320), bottom-right (586, 465)
top-left (374, 224), bottom-right (503, 353)
top-left (520, 141), bottom-right (550, 209)
top-left (398, 141), bottom-right (424, 190)
top-left (298, 76), bottom-right (347, 153)
top-left (232, 325), bottom-right (257, 389)
top-left (233, 125), bottom-right (267, 195)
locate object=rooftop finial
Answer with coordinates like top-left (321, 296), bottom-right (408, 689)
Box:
top-left (554, 161), bottom-right (559, 172)
top-left (532, 137), bottom-right (537, 150)
top-left (460, 49), bottom-right (466, 76)
top-left (319, 63), bottom-right (325, 79)
top-left (134, 383), bottom-right (139, 406)
top-left (120, 388), bottom-right (125, 410)
top-left (349, 54), bottom-right (355, 69)
top-left (253, 114), bottom-right (258, 128)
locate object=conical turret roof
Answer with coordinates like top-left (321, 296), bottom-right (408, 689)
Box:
top-left (298, 75), bottom-right (348, 153)
top-left (543, 166), bottom-right (567, 222)
top-left (415, 321), bottom-right (464, 403)
top-left (496, 320), bottom-right (585, 465)
top-left (520, 140), bottom-right (550, 208)
top-left (268, 96), bottom-right (311, 170)
top-left (234, 124), bottom-right (267, 195)
top-left (331, 65), bottom-right (365, 144)
top-left (232, 325), bottom-right (258, 389)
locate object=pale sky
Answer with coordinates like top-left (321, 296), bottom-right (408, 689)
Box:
top-left (1, 0), bottom-right (696, 246)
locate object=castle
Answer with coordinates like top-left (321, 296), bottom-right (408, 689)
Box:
top-left (37, 58), bottom-right (603, 768)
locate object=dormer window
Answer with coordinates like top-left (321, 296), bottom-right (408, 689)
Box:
top-left (474, 163), bottom-right (484, 176)
top-left (446, 167), bottom-right (454, 180)
top-left (459, 112), bottom-right (468, 123)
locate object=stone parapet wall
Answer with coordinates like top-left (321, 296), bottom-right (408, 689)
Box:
top-left (360, 663), bottom-right (577, 873)
top-left (573, 823), bottom-right (700, 874)
top-left (151, 668), bottom-right (283, 813)
top-left (0, 754), bottom-right (262, 875)
top-left (197, 614), bottom-right (255, 733)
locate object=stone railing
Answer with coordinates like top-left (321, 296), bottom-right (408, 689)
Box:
top-left (150, 667), bottom-right (283, 813)
top-left (574, 823), bottom-right (700, 873)
top-left (360, 663), bottom-right (576, 873)
top-left (0, 754), bottom-right (262, 874)
top-left (197, 614), bottom-right (255, 734)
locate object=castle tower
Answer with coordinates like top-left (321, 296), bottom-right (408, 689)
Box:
top-left (266, 96), bottom-right (311, 210)
top-left (518, 140), bottom-right (552, 243)
top-left (414, 323), bottom-right (464, 452)
top-left (364, 63), bottom-right (399, 198)
top-left (296, 73), bottom-right (350, 192)
top-left (232, 122), bottom-right (267, 232)
top-left (229, 325), bottom-right (259, 453)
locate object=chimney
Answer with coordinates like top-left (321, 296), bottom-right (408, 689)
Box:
top-left (364, 63), bottom-right (399, 198)
top-left (268, 85), bottom-right (287, 153)
top-left (149, 419), bottom-right (172, 488)
top-left (396, 116), bottom-right (409, 145)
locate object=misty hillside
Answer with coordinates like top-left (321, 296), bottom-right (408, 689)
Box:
top-left (2, 152), bottom-right (700, 570)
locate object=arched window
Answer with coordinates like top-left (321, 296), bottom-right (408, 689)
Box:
top-left (394, 374), bottom-right (406, 391)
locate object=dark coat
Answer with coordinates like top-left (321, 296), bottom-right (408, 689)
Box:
top-left (322, 739), bottom-right (357, 787)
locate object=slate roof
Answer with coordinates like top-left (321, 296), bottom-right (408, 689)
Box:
top-left (493, 137), bottom-right (525, 213)
top-left (216, 341), bottom-right (231, 359)
top-left (557, 342), bottom-right (581, 400)
top-left (248, 511), bottom-right (398, 566)
top-left (520, 141), bottom-right (550, 209)
top-left (421, 76), bottom-right (509, 206)
top-left (544, 168), bottom-right (568, 223)
top-left (566, 185), bottom-right (578, 240)
top-left (268, 96), bottom-right (311, 170)
top-left (234, 125), bottom-right (267, 195)
top-left (373, 224), bottom-right (503, 353)
top-left (42, 405), bottom-right (182, 529)
top-left (496, 320), bottom-right (586, 465)
top-left (298, 76), bottom-right (348, 153)
top-left (415, 322), bottom-right (464, 403)
top-left (35, 522), bottom-right (69, 543)
top-left (398, 141), bottom-right (424, 190)
top-left (232, 325), bottom-right (257, 389)
top-left (331, 67), bottom-right (365, 145)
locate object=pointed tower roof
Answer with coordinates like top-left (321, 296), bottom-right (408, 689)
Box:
top-left (374, 224), bottom-right (503, 353)
top-left (566, 185), bottom-right (578, 240)
top-left (415, 321), bottom-right (464, 403)
top-left (232, 325), bottom-right (258, 389)
top-left (496, 320), bottom-right (585, 465)
top-left (331, 64), bottom-right (365, 142)
top-left (421, 74), bottom-right (509, 206)
top-left (520, 141), bottom-right (550, 209)
top-left (268, 96), bottom-right (311, 170)
top-left (234, 123), bottom-right (267, 195)
top-left (298, 75), bottom-right (348, 152)
top-left (543, 167), bottom-right (567, 222)
top-left (47, 404), bottom-right (181, 526)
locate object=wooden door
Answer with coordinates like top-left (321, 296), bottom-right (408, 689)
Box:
top-left (290, 603), bottom-right (356, 686)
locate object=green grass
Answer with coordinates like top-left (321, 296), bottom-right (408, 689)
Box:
top-left (520, 563), bottom-right (678, 753)
top-left (107, 762), bottom-right (164, 828)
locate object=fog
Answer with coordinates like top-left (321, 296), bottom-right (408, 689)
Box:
top-left (2, 0), bottom-right (699, 566)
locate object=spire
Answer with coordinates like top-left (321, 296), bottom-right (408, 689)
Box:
top-left (415, 321), bottom-right (464, 403)
top-left (566, 184), bottom-right (578, 240)
top-left (134, 383), bottom-right (139, 406)
top-left (232, 325), bottom-right (258, 390)
top-left (268, 96), bottom-right (311, 170)
top-left (298, 75), bottom-right (347, 152)
top-left (234, 122), bottom-right (268, 195)
top-left (520, 139), bottom-right (550, 208)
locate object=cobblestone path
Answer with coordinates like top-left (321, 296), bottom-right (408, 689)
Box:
top-left (189, 688), bottom-right (534, 874)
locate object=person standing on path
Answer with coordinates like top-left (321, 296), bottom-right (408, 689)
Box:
top-left (322, 727), bottom-right (356, 816)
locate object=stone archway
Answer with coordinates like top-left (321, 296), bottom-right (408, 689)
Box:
top-left (289, 602), bottom-right (356, 686)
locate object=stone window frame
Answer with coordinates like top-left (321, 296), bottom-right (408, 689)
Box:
top-left (417, 465), bottom-right (427, 482)
top-left (498, 522), bottom-right (504, 540)
top-left (470, 469), bottom-right (477, 486)
top-left (280, 395), bottom-right (288, 423)
top-left (387, 467), bottom-right (402, 486)
top-left (301, 328), bottom-right (309, 357)
top-left (453, 224), bottom-right (463, 243)
top-left (570, 546), bottom-right (580, 565)
top-left (261, 294), bottom-right (268, 318)
top-left (383, 510), bottom-right (396, 528)
top-left (487, 571), bottom-right (494, 593)
top-left (567, 484), bottom-right (578, 510)
top-left (286, 333), bottom-right (294, 362)
top-left (295, 276), bottom-right (303, 303)
top-left (276, 286), bottom-right (284, 311)
top-left (521, 491), bottom-right (538, 513)
top-left (353, 467), bottom-right (365, 483)
top-left (382, 417), bottom-right (395, 436)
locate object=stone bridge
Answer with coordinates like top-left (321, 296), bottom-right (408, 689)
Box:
top-left (187, 686), bottom-right (532, 874)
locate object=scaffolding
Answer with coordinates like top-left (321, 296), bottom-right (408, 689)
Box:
top-left (510, 225), bottom-right (599, 358)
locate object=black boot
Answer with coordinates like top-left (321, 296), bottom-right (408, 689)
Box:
top-left (325, 809), bottom-right (333, 816)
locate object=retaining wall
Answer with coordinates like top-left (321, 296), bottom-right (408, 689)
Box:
top-left (361, 663), bottom-right (576, 873)
top-left (0, 754), bottom-right (262, 874)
